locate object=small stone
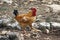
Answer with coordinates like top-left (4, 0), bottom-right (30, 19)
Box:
top-left (44, 37), bottom-right (50, 40)
top-left (2, 31), bottom-right (8, 34)
top-left (25, 33), bottom-right (31, 37)
top-left (20, 34), bottom-right (24, 40)
top-left (45, 29), bottom-right (49, 34)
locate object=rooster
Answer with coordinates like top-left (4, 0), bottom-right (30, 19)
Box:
top-left (13, 8), bottom-right (39, 34)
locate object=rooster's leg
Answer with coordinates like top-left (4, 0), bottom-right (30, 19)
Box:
top-left (21, 26), bottom-right (27, 34)
top-left (29, 24), bottom-right (34, 31)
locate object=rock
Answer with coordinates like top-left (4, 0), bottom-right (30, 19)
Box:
top-left (29, 0), bottom-right (37, 1)
top-left (2, 0), bottom-right (13, 5)
top-left (44, 37), bottom-right (50, 40)
top-left (0, 36), bottom-right (9, 40)
top-left (45, 29), bottom-right (49, 34)
top-left (2, 31), bottom-right (8, 34)
top-left (6, 31), bottom-right (19, 40)
top-left (30, 32), bottom-right (40, 39)
top-left (9, 34), bottom-right (18, 40)
top-left (32, 23), bottom-right (39, 28)
top-left (20, 34), bottom-right (24, 40)
top-left (0, 20), bottom-right (3, 24)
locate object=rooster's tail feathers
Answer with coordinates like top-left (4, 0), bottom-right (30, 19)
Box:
top-left (13, 9), bottom-right (18, 16)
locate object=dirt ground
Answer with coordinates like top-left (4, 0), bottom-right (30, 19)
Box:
top-left (0, 26), bottom-right (60, 40)
top-left (14, 30), bottom-right (60, 40)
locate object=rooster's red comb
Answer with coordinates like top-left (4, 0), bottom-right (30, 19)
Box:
top-left (30, 8), bottom-right (37, 16)
top-left (30, 8), bottom-right (36, 10)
